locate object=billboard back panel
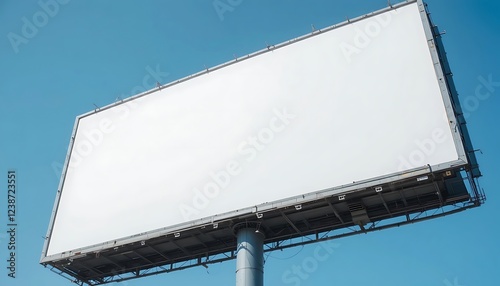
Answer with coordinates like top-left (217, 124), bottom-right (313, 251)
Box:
top-left (44, 1), bottom-right (467, 258)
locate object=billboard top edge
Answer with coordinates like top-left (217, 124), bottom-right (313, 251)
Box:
top-left (74, 0), bottom-right (417, 121)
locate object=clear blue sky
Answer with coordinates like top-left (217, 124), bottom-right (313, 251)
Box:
top-left (0, 0), bottom-right (498, 285)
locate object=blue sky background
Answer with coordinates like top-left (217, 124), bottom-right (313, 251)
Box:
top-left (0, 0), bottom-right (498, 285)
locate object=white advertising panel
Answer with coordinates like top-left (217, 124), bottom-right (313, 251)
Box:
top-left (44, 1), bottom-right (467, 258)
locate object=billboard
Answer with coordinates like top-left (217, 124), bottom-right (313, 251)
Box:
top-left (41, 1), bottom-right (480, 282)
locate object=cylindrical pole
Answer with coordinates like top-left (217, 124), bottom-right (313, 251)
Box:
top-left (236, 228), bottom-right (264, 286)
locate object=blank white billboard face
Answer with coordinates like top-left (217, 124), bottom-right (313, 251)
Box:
top-left (45, 1), bottom-right (466, 257)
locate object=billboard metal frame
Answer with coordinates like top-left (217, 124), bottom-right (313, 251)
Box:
top-left (41, 0), bottom-right (485, 285)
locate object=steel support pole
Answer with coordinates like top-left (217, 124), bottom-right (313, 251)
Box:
top-left (236, 228), bottom-right (264, 286)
